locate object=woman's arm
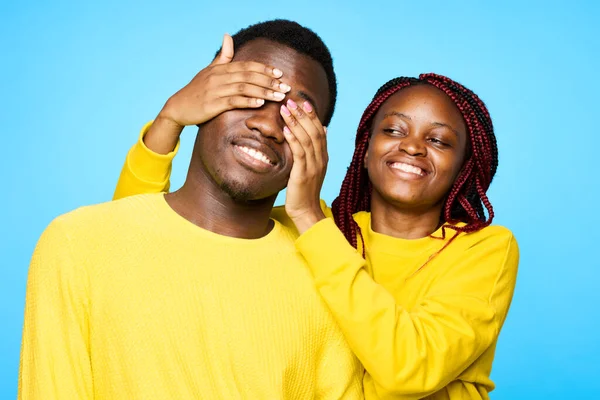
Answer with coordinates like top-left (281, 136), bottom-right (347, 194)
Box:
top-left (296, 219), bottom-right (518, 399)
top-left (113, 121), bottom-right (179, 200)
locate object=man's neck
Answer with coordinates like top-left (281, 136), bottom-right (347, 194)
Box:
top-left (165, 170), bottom-right (277, 240)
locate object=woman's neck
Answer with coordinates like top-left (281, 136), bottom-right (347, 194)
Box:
top-left (369, 196), bottom-right (443, 240)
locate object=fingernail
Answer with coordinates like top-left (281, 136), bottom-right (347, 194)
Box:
top-left (273, 92), bottom-right (285, 101)
top-left (281, 105), bottom-right (291, 116)
top-left (256, 99), bottom-right (265, 105)
top-left (283, 126), bottom-right (291, 135)
top-left (287, 99), bottom-right (297, 110)
top-left (273, 68), bottom-right (283, 77)
top-left (302, 101), bottom-right (313, 113)
top-left (279, 83), bottom-right (291, 92)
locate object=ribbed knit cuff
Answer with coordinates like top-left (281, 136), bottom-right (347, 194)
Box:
top-left (127, 121), bottom-right (180, 183)
top-left (295, 218), bottom-right (363, 279)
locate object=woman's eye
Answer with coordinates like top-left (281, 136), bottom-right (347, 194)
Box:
top-left (428, 137), bottom-right (449, 146)
top-left (383, 128), bottom-right (405, 136)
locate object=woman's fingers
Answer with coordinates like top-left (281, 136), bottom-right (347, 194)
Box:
top-left (215, 69), bottom-right (290, 94)
top-left (217, 81), bottom-right (288, 102)
top-left (282, 99), bottom-right (327, 171)
top-left (205, 96), bottom-right (266, 116)
top-left (210, 33), bottom-right (234, 66)
top-left (221, 60), bottom-right (283, 79)
top-left (281, 104), bottom-right (308, 173)
top-left (280, 101), bottom-right (328, 230)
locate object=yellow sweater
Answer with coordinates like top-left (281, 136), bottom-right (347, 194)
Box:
top-left (112, 124), bottom-right (519, 399)
top-left (19, 194), bottom-right (363, 399)
top-left (297, 215), bottom-right (518, 400)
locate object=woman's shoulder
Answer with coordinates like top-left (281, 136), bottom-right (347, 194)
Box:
top-left (451, 224), bottom-right (519, 267)
top-left (460, 224), bottom-right (516, 246)
top-left (352, 211), bottom-right (371, 229)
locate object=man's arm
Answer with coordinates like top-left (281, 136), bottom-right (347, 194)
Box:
top-left (18, 218), bottom-right (93, 400)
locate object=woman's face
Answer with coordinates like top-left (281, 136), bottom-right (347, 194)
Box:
top-left (365, 84), bottom-right (468, 212)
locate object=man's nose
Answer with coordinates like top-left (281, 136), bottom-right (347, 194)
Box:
top-left (245, 102), bottom-right (285, 143)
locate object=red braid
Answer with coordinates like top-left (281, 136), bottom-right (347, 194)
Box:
top-left (332, 78), bottom-right (415, 255)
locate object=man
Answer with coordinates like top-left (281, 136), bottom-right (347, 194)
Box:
top-left (19, 20), bottom-right (363, 399)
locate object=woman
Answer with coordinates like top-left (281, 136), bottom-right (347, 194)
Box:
top-left (113, 50), bottom-right (518, 398)
top-left (277, 74), bottom-right (518, 399)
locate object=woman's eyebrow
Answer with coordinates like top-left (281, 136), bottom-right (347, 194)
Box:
top-left (431, 121), bottom-right (461, 137)
top-left (382, 111), bottom-right (411, 120)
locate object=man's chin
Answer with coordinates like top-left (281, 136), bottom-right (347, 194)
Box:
top-left (219, 181), bottom-right (277, 203)
top-left (219, 180), bottom-right (254, 202)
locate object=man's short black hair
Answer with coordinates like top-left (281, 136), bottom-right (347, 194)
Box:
top-left (219, 19), bottom-right (337, 126)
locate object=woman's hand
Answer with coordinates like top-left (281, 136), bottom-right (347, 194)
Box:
top-left (280, 99), bottom-right (328, 234)
top-left (146, 34), bottom-right (291, 154)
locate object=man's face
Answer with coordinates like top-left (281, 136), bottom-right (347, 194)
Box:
top-left (196, 39), bottom-right (330, 202)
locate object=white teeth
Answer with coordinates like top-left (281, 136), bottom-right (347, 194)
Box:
top-left (390, 162), bottom-right (425, 176)
top-left (238, 146), bottom-right (273, 165)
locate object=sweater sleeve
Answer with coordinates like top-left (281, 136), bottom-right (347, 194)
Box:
top-left (113, 121), bottom-right (179, 200)
top-left (296, 218), bottom-right (519, 399)
top-left (18, 218), bottom-right (93, 399)
top-left (269, 199), bottom-right (333, 234)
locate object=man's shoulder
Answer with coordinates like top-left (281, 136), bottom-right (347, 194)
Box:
top-left (50, 193), bottom-right (164, 237)
top-left (269, 219), bottom-right (302, 245)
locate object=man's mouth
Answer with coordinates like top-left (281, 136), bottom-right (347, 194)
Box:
top-left (231, 139), bottom-right (281, 174)
top-left (235, 145), bottom-right (274, 166)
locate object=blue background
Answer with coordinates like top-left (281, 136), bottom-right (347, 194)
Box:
top-left (2, 0), bottom-right (598, 398)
